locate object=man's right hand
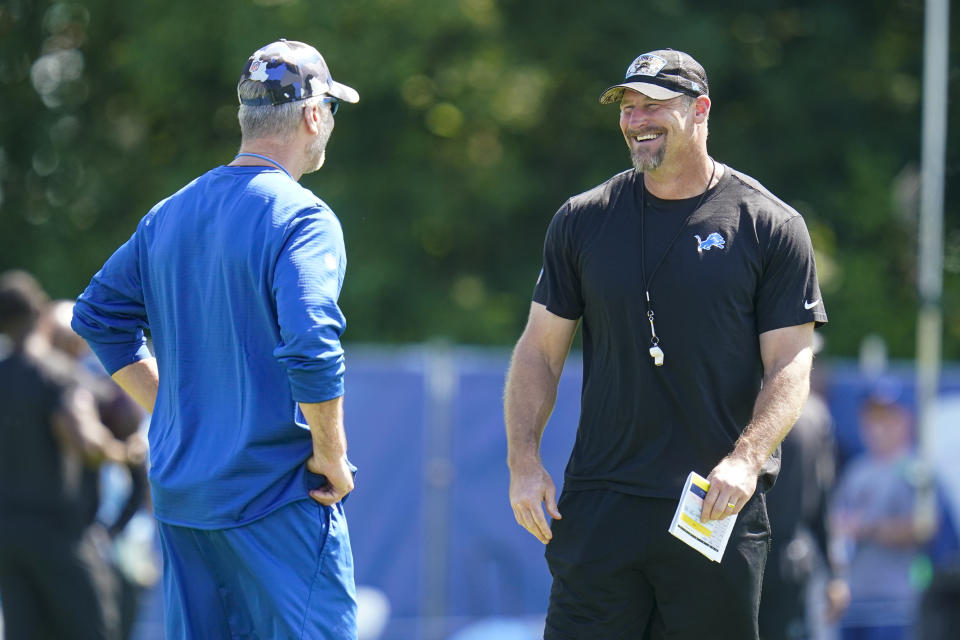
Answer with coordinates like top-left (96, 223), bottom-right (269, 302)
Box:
top-left (509, 462), bottom-right (561, 544)
top-left (306, 453), bottom-right (354, 506)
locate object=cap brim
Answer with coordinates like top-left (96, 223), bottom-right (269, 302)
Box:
top-left (328, 80), bottom-right (359, 104)
top-left (599, 82), bottom-right (685, 104)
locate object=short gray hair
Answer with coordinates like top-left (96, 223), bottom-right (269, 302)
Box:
top-left (237, 80), bottom-right (324, 142)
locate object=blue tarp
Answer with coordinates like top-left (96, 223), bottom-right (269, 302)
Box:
top-left (127, 347), bottom-right (960, 640)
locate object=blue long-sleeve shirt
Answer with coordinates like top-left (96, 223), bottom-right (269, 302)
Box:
top-left (72, 166), bottom-right (346, 528)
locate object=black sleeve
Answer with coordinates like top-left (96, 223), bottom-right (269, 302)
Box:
top-left (532, 202), bottom-right (583, 320)
top-left (756, 215), bottom-right (828, 333)
top-left (36, 357), bottom-right (74, 416)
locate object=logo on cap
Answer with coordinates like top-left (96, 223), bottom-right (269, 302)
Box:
top-left (248, 57), bottom-right (270, 83)
top-left (627, 54), bottom-right (667, 78)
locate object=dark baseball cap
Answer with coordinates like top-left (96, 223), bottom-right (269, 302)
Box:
top-left (238, 39), bottom-right (359, 107)
top-left (599, 49), bottom-right (709, 104)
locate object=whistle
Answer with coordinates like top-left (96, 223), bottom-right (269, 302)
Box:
top-left (649, 345), bottom-right (664, 366)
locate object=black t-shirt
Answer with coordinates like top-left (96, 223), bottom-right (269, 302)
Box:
top-left (533, 166), bottom-right (827, 498)
top-left (0, 347), bottom-right (94, 528)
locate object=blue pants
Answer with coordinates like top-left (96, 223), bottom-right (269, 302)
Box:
top-left (157, 499), bottom-right (356, 639)
top-left (840, 626), bottom-right (910, 640)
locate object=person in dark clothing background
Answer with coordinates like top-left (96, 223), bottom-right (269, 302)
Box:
top-left (760, 347), bottom-right (844, 639)
top-left (0, 270), bottom-right (135, 640)
top-left (47, 298), bottom-right (152, 638)
top-left (47, 299), bottom-right (149, 537)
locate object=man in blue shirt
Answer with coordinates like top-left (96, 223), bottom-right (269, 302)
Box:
top-left (72, 39), bottom-right (361, 639)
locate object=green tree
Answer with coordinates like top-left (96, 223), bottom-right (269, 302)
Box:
top-left (1, 0), bottom-right (957, 358)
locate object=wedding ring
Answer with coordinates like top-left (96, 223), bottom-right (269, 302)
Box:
top-left (726, 502), bottom-right (736, 510)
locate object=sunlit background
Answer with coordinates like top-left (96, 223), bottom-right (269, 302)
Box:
top-left (1, 0), bottom-right (959, 638)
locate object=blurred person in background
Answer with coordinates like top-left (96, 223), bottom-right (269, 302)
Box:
top-left (0, 270), bottom-right (136, 640)
top-left (47, 299), bottom-right (154, 639)
top-left (760, 333), bottom-right (846, 640)
top-left (48, 299), bottom-right (149, 533)
top-left (71, 39), bottom-right (361, 639)
top-left (829, 380), bottom-right (936, 640)
top-left (505, 48), bottom-right (826, 639)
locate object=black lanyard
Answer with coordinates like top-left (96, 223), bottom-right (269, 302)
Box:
top-left (639, 160), bottom-right (717, 366)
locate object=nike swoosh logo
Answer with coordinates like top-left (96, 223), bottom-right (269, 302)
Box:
top-left (804, 299), bottom-right (821, 310)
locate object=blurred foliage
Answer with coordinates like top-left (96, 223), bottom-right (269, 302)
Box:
top-left (1, 0), bottom-right (958, 358)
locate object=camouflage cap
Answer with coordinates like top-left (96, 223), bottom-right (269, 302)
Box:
top-left (238, 39), bottom-right (359, 107)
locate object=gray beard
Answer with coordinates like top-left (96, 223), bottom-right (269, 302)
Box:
top-left (630, 144), bottom-right (666, 173)
top-left (303, 113), bottom-right (335, 174)
top-left (304, 128), bottom-right (332, 174)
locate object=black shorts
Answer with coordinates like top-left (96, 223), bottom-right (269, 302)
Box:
top-left (544, 489), bottom-right (770, 640)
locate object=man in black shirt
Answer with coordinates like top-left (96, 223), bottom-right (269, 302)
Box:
top-left (0, 271), bottom-right (131, 640)
top-left (504, 49), bottom-right (827, 639)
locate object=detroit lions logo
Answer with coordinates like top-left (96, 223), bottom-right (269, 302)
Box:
top-left (694, 232), bottom-right (725, 254)
top-left (626, 54), bottom-right (667, 78)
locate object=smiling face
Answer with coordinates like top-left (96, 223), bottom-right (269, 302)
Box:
top-left (619, 90), bottom-right (705, 174)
